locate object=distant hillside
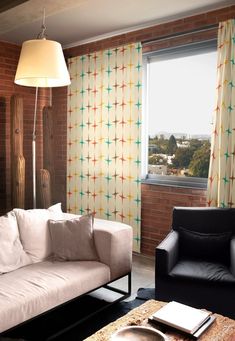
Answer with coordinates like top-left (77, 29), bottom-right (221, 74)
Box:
top-left (151, 132), bottom-right (211, 140)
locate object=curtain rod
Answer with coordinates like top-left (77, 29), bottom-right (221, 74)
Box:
top-left (143, 23), bottom-right (219, 46)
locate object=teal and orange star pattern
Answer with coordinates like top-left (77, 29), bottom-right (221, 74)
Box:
top-left (67, 43), bottom-right (142, 252)
top-left (207, 20), bottom-right (235, 207)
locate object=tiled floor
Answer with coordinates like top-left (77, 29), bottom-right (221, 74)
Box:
top-left (91, 253), bottom-right (155, 302)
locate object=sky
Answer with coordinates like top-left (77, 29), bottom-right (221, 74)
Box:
top-left (148, 51), bottom-right (217, 138)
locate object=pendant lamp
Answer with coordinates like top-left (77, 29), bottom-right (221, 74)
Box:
top-left (14, 10), bottom-right (71, 208)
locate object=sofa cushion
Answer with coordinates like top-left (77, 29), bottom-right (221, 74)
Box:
top-left (170, 259), bottom-right (235, 283)
top-left (0, 260), bottom-right (110, 333)
top-left (178, 226), bottom-right (231, 264)
top-left (0, 211), bottom-right (32, 274)
top-left (14, 203), bottom-right (63, 263)
top-left (62, 212), bottom-right (81, 219)
top-left (49, 214), bottom-right (98, 261)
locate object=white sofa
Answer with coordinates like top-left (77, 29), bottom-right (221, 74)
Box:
top-left (0, 204), bottom-right (132, 334)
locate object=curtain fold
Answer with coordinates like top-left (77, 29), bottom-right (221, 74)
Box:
top-left (67, 43), bottom-right (142, 252)
top-left (207, 19), bottom-right (235, 207)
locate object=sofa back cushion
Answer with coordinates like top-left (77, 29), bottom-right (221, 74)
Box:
top-left (178, 226), bottom-right (232, 264)
top-left (14, 203), bottom-right (63, 263)
top-left (0, 211), bottom-right (32, 273)
top-left (172, 207), bottom-right (235, 234)
top-left (48, 214), bottom-right (98, 261)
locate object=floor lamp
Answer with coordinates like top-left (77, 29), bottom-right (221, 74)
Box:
top-left (14, 16), bottom-right (70, 208)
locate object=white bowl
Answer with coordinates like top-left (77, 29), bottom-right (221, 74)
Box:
top-left (111, 326), bottom-right (167, 341)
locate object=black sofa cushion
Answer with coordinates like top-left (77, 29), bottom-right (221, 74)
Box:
top-left (172, 207), bottom-right (235, 234)
top-left (178, 226), bottom-right (232, 264)
top-left (169, 259), bottom-right (235, 283)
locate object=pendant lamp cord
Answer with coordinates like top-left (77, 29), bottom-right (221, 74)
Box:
top-left (37, 8), bottom-right (46, 39)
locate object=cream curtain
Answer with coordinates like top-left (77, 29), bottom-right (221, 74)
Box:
top-left (207, 19), bottom-right (235, 207)
top-left (67, 43), bottom-right (142, 252)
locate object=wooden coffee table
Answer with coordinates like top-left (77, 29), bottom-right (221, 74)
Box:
top-left (84, 299), bottom-right (235, 341)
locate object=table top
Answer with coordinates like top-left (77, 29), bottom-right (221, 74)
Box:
top-left (84, 299), bottom-right (235, 341)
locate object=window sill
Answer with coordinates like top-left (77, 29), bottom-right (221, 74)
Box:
top-left (141, 175), bottom-right (207, 189)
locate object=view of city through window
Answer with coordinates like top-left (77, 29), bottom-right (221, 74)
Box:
top-left (148, 50), bottom-right (217, 179)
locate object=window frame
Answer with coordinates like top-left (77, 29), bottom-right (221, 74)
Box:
top-left (142, 39), bottom-right (217, 189)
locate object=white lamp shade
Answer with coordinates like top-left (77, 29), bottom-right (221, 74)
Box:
top-left (14, 39), bottom-right (71, 87)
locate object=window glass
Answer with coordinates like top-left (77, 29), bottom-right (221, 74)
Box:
top-left (144, 45), bottom-right (217, 186)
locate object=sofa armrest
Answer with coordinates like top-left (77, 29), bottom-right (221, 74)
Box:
top-left (231, 236), bottom-right (235, 277)
top-left (155, 230), bottom-right (179, 276)
top-left (93, 219), bottom-right (133, 281)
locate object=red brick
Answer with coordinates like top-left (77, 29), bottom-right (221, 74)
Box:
top-left (141, 184), bottom-right (207, 256)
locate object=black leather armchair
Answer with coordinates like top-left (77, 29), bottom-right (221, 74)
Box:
top-left (155, 207), bottom-right (235, 319)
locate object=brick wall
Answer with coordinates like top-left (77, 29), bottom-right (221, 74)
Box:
top-left (0, 41), bottom-right (50, 214)
top-left (141, 184), bottom-right (207, 256)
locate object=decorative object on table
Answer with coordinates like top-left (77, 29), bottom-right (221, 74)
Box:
top-left (10, 94), bottom-right (25, 208)
top-left (14, 9), bottom-right (70, 208)
top-left (111, 326), bottom-right (167, 341)
top-left (151, 301), bottom-right (215, 338)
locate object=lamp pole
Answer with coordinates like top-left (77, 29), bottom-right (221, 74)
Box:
top-left (32, 87), bottom-right (38, 208)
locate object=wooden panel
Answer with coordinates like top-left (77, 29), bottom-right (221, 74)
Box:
top-left (39, 169), bottom-right (51, 209)
top-left (12, 155), bottom-right (25, 208)
top-left (10, 94), bottom-right (25, 208)
top-left (43, 106), bottom-right (55, 201)
top-left (11, 94), bottom-right (23, 157)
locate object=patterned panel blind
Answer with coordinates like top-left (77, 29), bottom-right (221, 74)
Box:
top-left (67, 43), bottom-right (142, 252)
top-left (207, 20), bottom-right (235, 207)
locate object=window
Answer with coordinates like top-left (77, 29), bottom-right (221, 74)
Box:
top-left (142, 42), bottom-right (217, 188)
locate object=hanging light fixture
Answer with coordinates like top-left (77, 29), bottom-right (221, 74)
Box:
top-left (14, 9), bottom-right (71, 208)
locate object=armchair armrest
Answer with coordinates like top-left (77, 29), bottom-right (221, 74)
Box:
top-left (155, 230), bottom-right (179, 276)
top-left (231, 236), bottom-right (235, 277)
top-left (93, 219), bottom-right (132, 281)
